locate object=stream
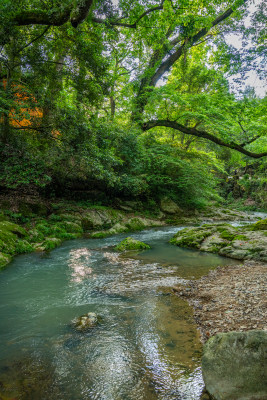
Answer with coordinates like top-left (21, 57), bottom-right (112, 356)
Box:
top-left (0, 225), bottom-right (243, 399)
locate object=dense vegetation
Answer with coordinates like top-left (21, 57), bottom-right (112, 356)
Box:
top-left (0, 0), bottom-right (266, 209)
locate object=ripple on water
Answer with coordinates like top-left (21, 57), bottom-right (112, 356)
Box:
top-left (0, 225), bottom-right (232, 399)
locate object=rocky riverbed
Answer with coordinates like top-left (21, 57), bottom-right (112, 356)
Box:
top-left (174, 260), bottom-right (267, 343)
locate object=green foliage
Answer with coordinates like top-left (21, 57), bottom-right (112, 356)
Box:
top-left (0, 0), bottom-right (265, 210)
top-left (15, 239), bottom-right (34, 253)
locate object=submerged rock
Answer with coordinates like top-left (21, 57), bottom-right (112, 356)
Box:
top-left (202, 330), bottom-right (267, 400)
top-left (72, 312), bottom-right (100, 331)
top-left (115, 237), bottom-right (150, 252)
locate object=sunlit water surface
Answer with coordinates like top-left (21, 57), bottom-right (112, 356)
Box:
top-left (0, 226), bottom-right (239, 400)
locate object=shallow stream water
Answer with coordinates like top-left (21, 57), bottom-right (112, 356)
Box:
top-left (0, 226), bottom-right (240, 399)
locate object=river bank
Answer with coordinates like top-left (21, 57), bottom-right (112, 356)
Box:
top-left (0, 193), bottom-right (260, 270)
top-left (174, 260), bottom-right (267, 343)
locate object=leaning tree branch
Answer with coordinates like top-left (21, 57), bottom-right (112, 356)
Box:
top-left (150, 6), bottom-right (235, 86)
top-left (142, 119), bottom-right (267, 158)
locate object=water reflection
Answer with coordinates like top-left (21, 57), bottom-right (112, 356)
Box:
top-left (69, 248), bottom-right (93, 283)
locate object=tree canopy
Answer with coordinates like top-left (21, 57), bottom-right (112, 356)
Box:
top-left (0, 0), bottom-right (266, 206)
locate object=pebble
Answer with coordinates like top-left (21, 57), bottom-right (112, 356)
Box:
top-left (174, 261), bottom-right (267, 342)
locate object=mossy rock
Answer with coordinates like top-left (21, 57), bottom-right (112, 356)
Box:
top-left (220, 230), bottom-right (236, 241)
top-left (0, 237), bottom-right (16, 255)
top-left (34, 221), bottom-right (82, 240)
top-left (81, 211), bottom-right (104, 230)
top-left (108, 223), bottom-right (128, 235)
top-left (0, 252), bottom-right (12, 270)
top-left (125, 217), bottom-right (146, 231)
top-left (251, 218), bottom-right (267, 231)
top-left (15, 239), bottom-right (34, 254)
top-left (0, 221), bottom-right (27, 255)
top-left (0, 221), bottom-right (27, 237)
top-left (115, 237), bottom-right (150, 252)
top-left (91, 231), bottom-right (111, 239)
top-left (202, 331), bottom-right (267, 400)
top-left (57, 221), bottom-right (83, 234)
top-left (49, 213), bottom-right (82, 223)
top-left (28, 228), bottom-right (45, 242)
top-left (34, 237), bottom-right (62, 252)
top-left (170, 226), bottom-right (214, 249)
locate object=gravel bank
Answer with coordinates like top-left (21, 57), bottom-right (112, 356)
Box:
top-left (174, 261), bottom-right (267, 343)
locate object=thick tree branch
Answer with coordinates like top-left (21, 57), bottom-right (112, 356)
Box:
top-left (14, 7), bottom-right (72, 26)
top-left (132, 3), bottom-right (244, 121)
top-left (142, 119), bottom-right (267, 158)
top-left (150, 7), bottom-right (234, 86)
top-left (14, 0), bottom-right (93, 28)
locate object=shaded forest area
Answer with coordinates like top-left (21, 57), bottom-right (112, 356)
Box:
top-left (0, 0), bottom-right (266, 210)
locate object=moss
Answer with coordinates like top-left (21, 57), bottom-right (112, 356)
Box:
top-left (0, 252), bottom-right (12, 270)
top-left (234, 234), bottom-right (248, 240)
top-left (170, 226), bottom-right (213, 249)
top-left (251, 218), bottom-right (267, 231)
top-left (91, 231), bottom-right (111, 239)
top-left (207, 245), bottom-right (221, 253)
top-left (34, 220), bottom-right (82, 240)
top-left (0, 236), bottom-right (16, 255)
top-left (0, 229), bottom-right (17, 255)
top-left (115, 237), bottom-right (150, 252)
top-left (49, 213), bottom-right (82, 223)
top-left (0, 221), bottom-right (27, 237)
top-left (108, 223), bottom-right (128, 235)
top-left (57, 221), bottom-right (83, 234)
top-left (15, 239), bottom-right (34, 254)
top-left (125, 217), bottom-right (146, 231)
top-left (220, 230), bottom-right (236, 241)
top-left (28, 228), bottom-right (45, 242)
top-left (40, 237), bottom-right (62, 251)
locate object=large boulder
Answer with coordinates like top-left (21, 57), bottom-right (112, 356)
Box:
top-left (160, 197), bottom-right (182, 215)
top-left (202, 330), bottom-right (267, 400)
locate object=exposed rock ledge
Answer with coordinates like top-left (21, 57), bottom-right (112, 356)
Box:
top-left (170, 219), bottom-right (267, 262)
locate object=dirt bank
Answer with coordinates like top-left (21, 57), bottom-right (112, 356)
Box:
top-left (174, 261), bottom-right (267, 342)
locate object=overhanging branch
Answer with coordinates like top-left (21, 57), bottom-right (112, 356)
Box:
top-left (13, 0), bottom-right (93, 28)
top-left (142, 120), bottom-right (267, 158)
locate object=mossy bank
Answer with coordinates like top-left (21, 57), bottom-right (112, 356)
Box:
top-left (0, 193), bottom-right (264, 270)
top-left (170, 219), bottom-right (267, 262)
top-left (0, 199), bottom-right (165, 270)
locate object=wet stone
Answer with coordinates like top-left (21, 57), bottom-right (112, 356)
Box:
top-left (71, 312), bottom-right (100, 332)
